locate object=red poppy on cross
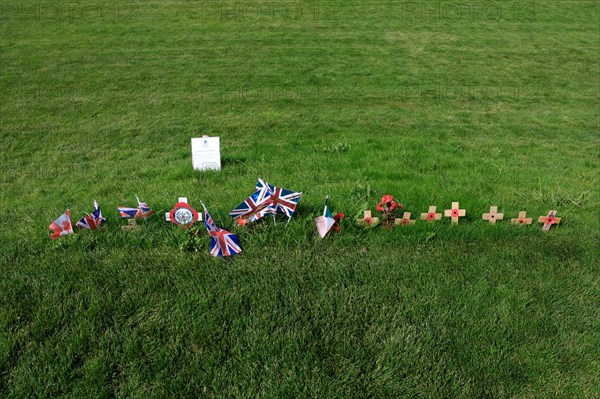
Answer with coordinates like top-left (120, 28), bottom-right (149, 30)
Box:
top-left (511, 211), bottom-right (532, 225)
top-left (421, 206), bottom-right (442, 222)
top-left (538, 210), bottom-right (561, 231)
top-left (444, 202), bottom-right (466, 224)
top-left (395, 212), bottom-right (415, 225)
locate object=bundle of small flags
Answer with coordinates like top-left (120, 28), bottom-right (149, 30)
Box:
top-left (117, 195), bottom-right (154, 219)
top-left (76, 201), bottom-right (106, 230)
top-left (230, 178), bottom-right (302, 225)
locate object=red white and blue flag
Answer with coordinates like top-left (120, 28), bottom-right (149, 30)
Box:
top-left (118, 195), bottom-right (155, 219)
top-left (203, 203), bottom-right (241, 257)
top-left (265, 181), bottom-right (302, 219)
top-left (49, 209), bottom-right (74, 240)
top-left (229, 178), bottom-right (274, 222)
top-left (230, 178), bottom-right (302, 224)
top-left (76, 201), bottom-right (106, 230)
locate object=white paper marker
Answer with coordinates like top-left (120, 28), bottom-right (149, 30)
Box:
top-left (191, 136), bottom-right (221, 171)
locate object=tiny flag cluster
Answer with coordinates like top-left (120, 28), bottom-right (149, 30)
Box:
top-left (118, 195), bottom-right (154, 219)
top-left (76, 201), bottom-right (106, 230)
top-left (230, 178), bottom-right (302, 225)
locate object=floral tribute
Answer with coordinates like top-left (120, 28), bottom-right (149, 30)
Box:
top-left (376, 194), bottom-right (403, 227)
top-left (331, 212), bottom-right (345, 233)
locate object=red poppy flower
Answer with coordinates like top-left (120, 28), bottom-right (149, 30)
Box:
top-left (364, 217), bottom-right (373, 225)
top-left (377, 194), bottom-right (400, 212)
top-left (451, 209), bottom-right (459, 217)
top-left (427, 212), bottom-right (435, 221)
top-left (236, 217), bottom-right (247, 226)
top-left (547, 217), bottom-right (556, 225)
top-left (381, 194), bottom-right (395, 204)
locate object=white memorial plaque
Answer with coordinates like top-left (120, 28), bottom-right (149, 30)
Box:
top-left (191, 136), bottom-right (221, 171)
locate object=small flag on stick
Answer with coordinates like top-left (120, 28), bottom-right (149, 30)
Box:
top-left (76, 200), bottom-right (106, 230)
top-left (230, 178), bottom-right (302, 225)
top-left (315, 195), bottom-right (336, 238)
top-left (118, 195), bottom-right (154, 219)
top-left (49, 209), bottom-right (74, 240)
top-left (202, 201), bottom-right (242, 257)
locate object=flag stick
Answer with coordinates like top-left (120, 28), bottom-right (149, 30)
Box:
top-left (136, 194), bottom-right (148, 224)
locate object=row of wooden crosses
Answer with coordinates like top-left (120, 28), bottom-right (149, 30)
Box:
top-left (358, 202), bottom-right (561, 231)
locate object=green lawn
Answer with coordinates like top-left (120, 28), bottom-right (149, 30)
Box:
top-left (1, 1), bottom-right (599, 397)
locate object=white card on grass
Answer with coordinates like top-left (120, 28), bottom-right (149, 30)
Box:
top-left (192, 136), bottom-right (221, 171)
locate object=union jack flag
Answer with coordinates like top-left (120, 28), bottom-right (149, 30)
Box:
top-left (229, 178), bottom-right (274, 221)
top-left (203, 204), bottom-right (241, 257)
top-left (76, 200), bottom-right (106, 230)
top-left (265, 181), bottom-right (302, 219)
top-left (117, 195), bottom-right (155, 219)
top-left (230, 178), bottom-right (302, 224)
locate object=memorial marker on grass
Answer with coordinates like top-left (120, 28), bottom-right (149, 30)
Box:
top-left (358, 210), bottom-right (379, 227)
top-left (165, 197), bottom-right (201, 228)
top-left (421, 206), bottom-right (442, 222)
top-left (396, 212), bottom-right (415, 225)
top-left (191, 136), bottom-right (221, 171)
top-left (444, 202), bottom-right (466, 224)
top-left (122, 219), bottom-right (141, 232)
top-left (539, 210), bottom-right (561, 231)
top-left (511, 211), bottom-right (532, 225)
top-left (482, 206), bottom-right (504, 224)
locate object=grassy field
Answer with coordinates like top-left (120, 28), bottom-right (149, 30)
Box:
top-left (1, 0), bottom-right (599, 397)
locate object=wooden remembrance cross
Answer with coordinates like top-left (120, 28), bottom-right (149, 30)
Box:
top-left (121, 219), bottom-right (141, 232)
top-left (421, 206), bottom-right (442, 222)
top-left (511, 211), bottom-right (532, 225)
top-left (539, 210), bottom-right (561, 231)
top-left (395, 212), bottom-right (415, 225)
top-left (358, 210), bottom-right (379, 226)
top-left (482, 206), bottom-right (504, 224)
top-left (444, 202), bottom-right (466, 224)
